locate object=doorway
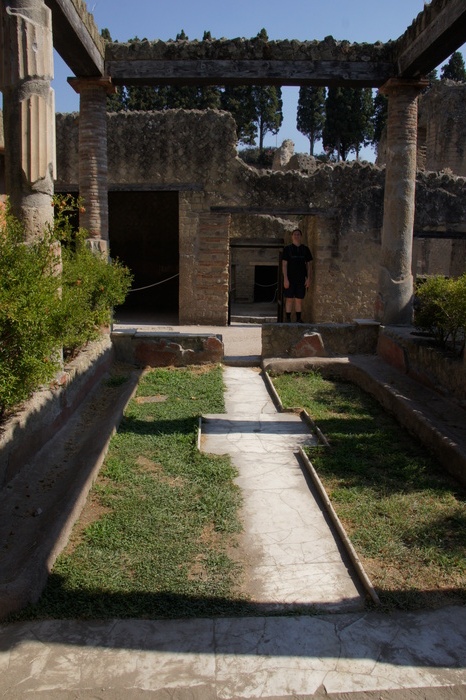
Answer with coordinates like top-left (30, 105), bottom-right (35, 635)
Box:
top-left (108, 190), bottom-right (179, 322)
top-left (254, 265), bottom-right (278, 303)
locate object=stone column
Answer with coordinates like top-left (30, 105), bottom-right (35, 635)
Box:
top-left (375, 78), bottom-right (427, 325)
top-left (69, 77), bottom-right (114, 255)
top-left (0, 0), bottom-right (55, 238)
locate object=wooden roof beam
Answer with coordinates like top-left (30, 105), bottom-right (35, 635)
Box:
top-left (44, 0), bottom-right (104, 76)
top-left (396, 0), bottom-right (466, 77)
top-left (106, 58), bottom-right (395, 88)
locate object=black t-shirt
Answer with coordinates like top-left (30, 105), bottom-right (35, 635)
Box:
top-left (283, 244), bottom-right (313, 282)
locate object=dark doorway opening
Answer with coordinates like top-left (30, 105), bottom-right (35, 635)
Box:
top-left (108, 191), bottom-right (179, 320)
top-left (254, 265), bottom-right (278, 303)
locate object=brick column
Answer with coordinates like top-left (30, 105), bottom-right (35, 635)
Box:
top-left (375, 78), bottom-right (427, 325)
top-left (179, 194), bottom-right (230, 325)
top-left (0, 0), bottom-right (54, 239)
top-left (69, 77), bottom-right (114, 255)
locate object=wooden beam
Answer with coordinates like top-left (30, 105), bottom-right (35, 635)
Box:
top-left (211, 206), bottom-right (335, 216)
top-left (230, 239), bottom-right (284, 248)
top-left (106, 59), bottom-right (395, 88)
top-left (44, 0), bottom-right (104, 76)
top-left (396, 0), bottom-right (466, 77)
top-left (414, 230), bottom-right (466, 239)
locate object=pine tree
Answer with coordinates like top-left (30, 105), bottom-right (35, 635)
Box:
top-left (249, 30), bottom-right (283, 154)
top-left (372, 92), bottom-right (388, 147)
top-left (351, 88), bottom-right (374, 159)
top-left (296, 86), bottom-right (326, 155)
top-left (253, 85), bottom-right (283, 153)
top-left (441, 52), bottom-right (466, 82)
top-left (323, 87), bottom-right (356, 161)
top-left (323, 87), bottom-right (374, 160)
top-left (220, 86), bottom-right (257, 144)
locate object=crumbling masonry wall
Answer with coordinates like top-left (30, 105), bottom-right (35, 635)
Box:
top-left (55, 109), bottom-right (466, 324)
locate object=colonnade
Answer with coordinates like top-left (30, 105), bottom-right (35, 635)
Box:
top-left (0, 0), bottom-right (428, 326)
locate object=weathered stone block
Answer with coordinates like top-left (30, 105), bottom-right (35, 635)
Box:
top-left (292, 332), bottom-right (325, 358)
top-left (112, 331), bottom-right (223, 367)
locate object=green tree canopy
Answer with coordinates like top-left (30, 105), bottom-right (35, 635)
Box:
top-left (253, 85), bottom-right (283, 152)
top-left (323, 87), bottom-right (374, 161)
top-left (220, 86), bottom-right (257, 144)
top-left (351, 88), bottom-right (374, 159)
top-left (441, 51), bottom-right (466, 81)
top-left (296, 86), bottom-right (326, 155)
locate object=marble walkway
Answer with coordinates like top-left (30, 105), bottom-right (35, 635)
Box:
top-left (201, 365), bottom-right (364, 612)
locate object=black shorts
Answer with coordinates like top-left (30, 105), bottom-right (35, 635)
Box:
top-left (284, 281), bottom-right (306, 300)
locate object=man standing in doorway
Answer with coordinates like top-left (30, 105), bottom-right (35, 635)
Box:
top-left (282, 228), bottom-right (313, 322)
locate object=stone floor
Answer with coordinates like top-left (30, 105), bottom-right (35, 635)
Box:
top-left (201, 366), bottom-right (364, 612)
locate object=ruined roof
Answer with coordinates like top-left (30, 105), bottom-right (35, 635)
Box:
top-left (105, 36), bottom-right (396, 64)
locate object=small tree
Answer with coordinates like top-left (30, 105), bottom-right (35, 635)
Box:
top-left (220, 86), bottom-right (257, 144)
top-left (351, 88), bottom-right (374, 159)
top-left (441, 52), bottom-right (466, 82)
top-left (323, 87), bottom-right (356, 161)
top-left (296, 86), bottom-right (326, 155)
top-left (253, 84), bottom-right (283, 154)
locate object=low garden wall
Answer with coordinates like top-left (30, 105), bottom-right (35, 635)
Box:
top-left (261, 321), bottom-right (380, 359)
top-left (111, 330), bottom-right (224, 367)
top-left (0, 337), bottom-right (114, 488)
top-left (378, 326), bottom-right (466, 406)
top-left (261, 321), bottom-right (465, 407)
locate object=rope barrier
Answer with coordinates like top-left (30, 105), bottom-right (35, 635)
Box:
top-left (128, 273), bottom-right (180, 293)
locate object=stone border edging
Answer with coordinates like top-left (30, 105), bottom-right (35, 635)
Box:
top-left (262, 369), bottom-right (330, 446)
top-left (262, 365), bottom-right (378, 605)
top-left (297, 445), bottom-right (381, 606)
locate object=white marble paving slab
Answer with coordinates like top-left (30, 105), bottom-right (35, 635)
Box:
top-left (201, 366), bottom-right (363, 610)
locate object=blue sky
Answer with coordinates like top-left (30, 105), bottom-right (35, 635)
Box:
top-left (53, 0), bottom-right (466, 159)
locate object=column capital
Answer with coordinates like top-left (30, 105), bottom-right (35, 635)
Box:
top-left (379, 77), bottom-right (429, 96)
top-left (68, 76), bottom-right (116, 95)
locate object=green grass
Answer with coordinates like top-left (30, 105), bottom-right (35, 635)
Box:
top-left (13, 365), bottom-right (248, 620)
top-left (271, 370), bottom-right (466, 610)
top-left (11, 364), bottom-right (465, 621)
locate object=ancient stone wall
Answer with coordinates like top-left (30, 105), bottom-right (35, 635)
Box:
top-left (423, 81), bottom-right (466, 177)
top-left (378, 81), bottom-right (466, 178)
top-left (54, 109), bottom-right (466, 325)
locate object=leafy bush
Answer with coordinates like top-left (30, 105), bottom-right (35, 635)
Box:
top-left (414, 274), bottom-right (466, 356)
top-left (0, 197), bottom-right (133, 417)
top-left (54, 196), bottom-right (133, 355)
top-left (60, 243), bottom-right (131, 354)
top-left (0, 202), bottom-right (63, 414)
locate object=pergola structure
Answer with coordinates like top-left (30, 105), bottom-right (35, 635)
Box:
top-left (1, 0), bottom-right (465, 324)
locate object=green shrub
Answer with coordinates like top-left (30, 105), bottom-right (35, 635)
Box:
top-left (60, 242), bottom-right (132, 354)
top-left (54, 194), bottom-right (133, 355)
top-left (0, 203), bottom-right (63, 415)
top-left (414, 274), bottom-right (466, 356)
top-left (0, 197), bottom-right (133, 417)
